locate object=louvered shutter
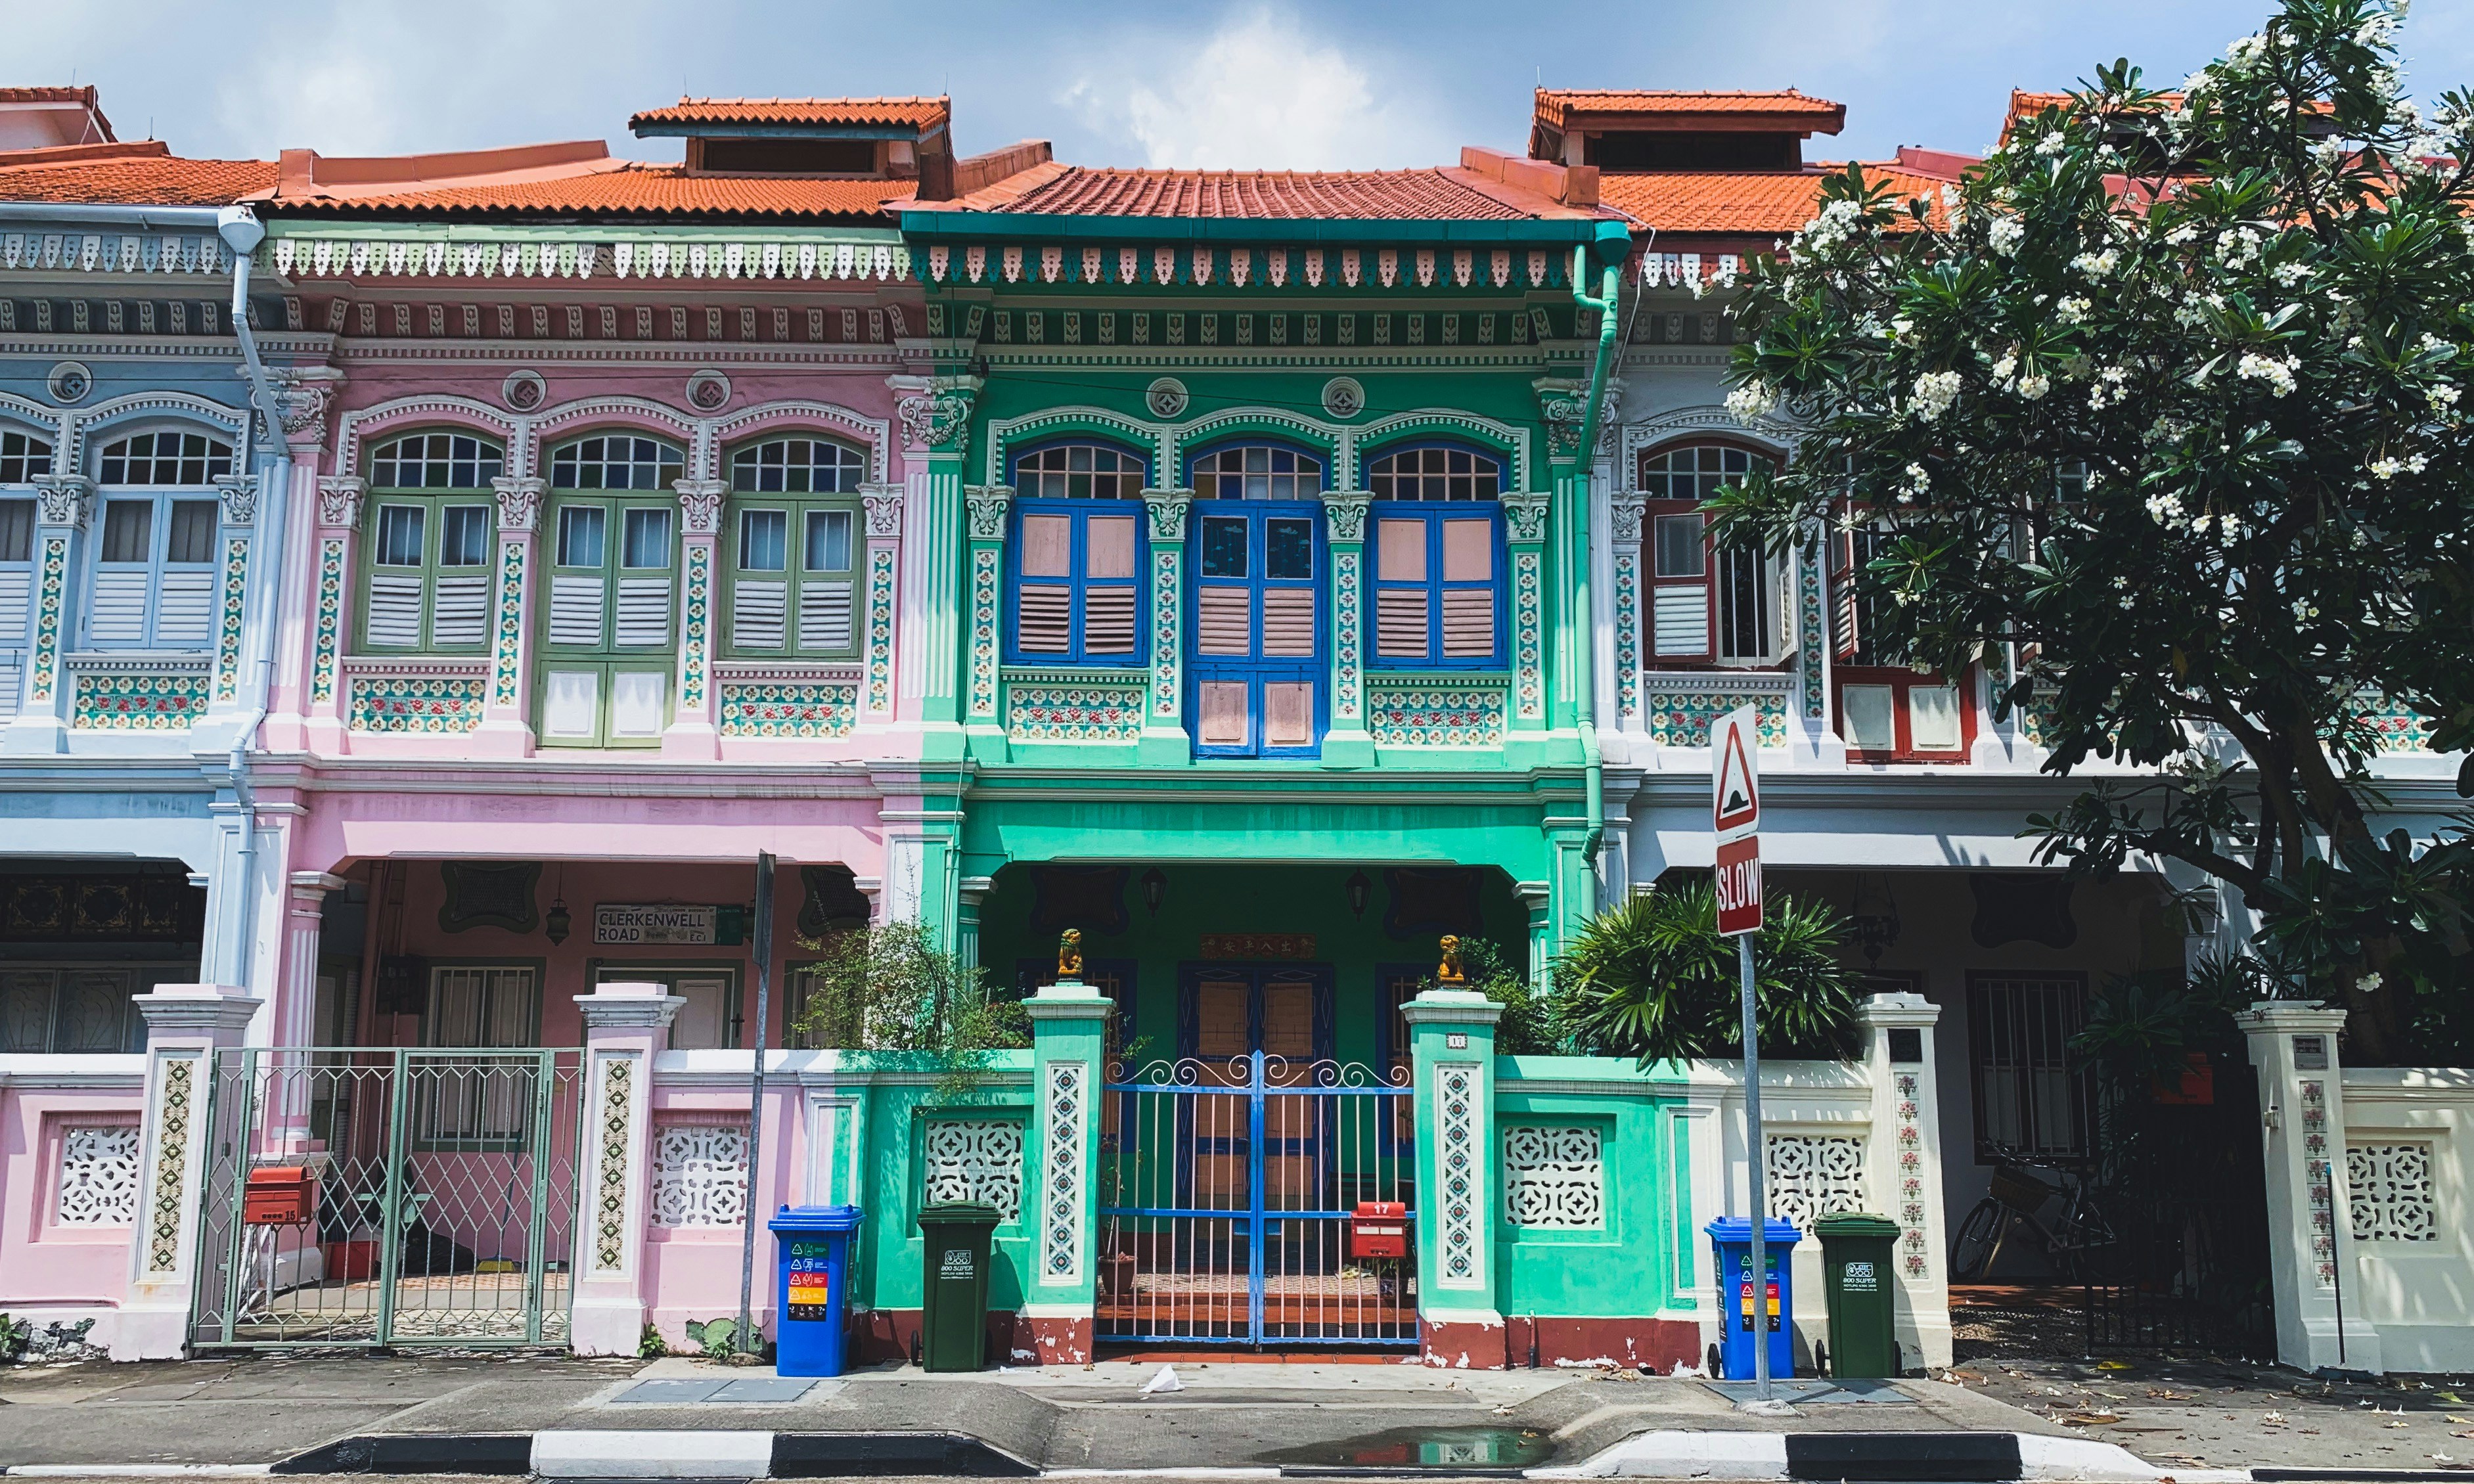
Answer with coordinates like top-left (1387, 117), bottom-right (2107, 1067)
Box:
top-left (549, 575), bottom-right (604, 647)
top-left (733, 580), bottom-right (786, 650)
top-left (1197, 587), bottom-right (1251, 656)
top-left (1650, 508), bottom-right (1713, 660)
top-left (430, 574), bottom-right (488, 646)
top-left (1831, 527), bottom-right (1860, 660)
top-left (1259, 588), bottom-right (1315, 657)
top-left (1081, 587), bottom-right (1136, 654)
top-left (1375, 518), bottom-right (1428, 658)
top-left (1016, 586), bottom-right (1070, 652)
top-left (87, 569), bottom-right (151, 646)
top-left (153, 570), bottom-right (215, 646)
top-left (365, 573), bottom-right (424, 647)
top-left (1376, 591), bottom-right (1426, 657)
top-left (797, 581), bottom-right (853, 652)
top-left (0, 568), bottom-right (28, 644)
top-left (616, 577), bottom-right (671, 648)
top-left (1441, 589), bottom-right (1494, 658)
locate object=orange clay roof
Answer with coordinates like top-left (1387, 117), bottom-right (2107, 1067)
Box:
top-left (267, 164), bottom-right (913, 221)
top-left (628, 96), bottom-right (950, 131)
top-left (0, 146), bottom-right (275, 206)
top-left (1535, 89), bottom-right (1845, 133)
top-left (1599, 164), bottom-right (1950, 236)
top-left (954, 165), bottom-right (1577, 219)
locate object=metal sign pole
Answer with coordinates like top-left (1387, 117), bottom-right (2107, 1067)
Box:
top-left (1740, 930), bottom-right (1770, 1401)
top-left (735, 851), bottom-right (776, 1354)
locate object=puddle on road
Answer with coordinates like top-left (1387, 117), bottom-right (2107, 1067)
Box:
top-left (1258, 1424), bottom-right (1556, 1472)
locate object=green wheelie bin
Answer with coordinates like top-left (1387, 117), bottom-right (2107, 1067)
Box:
top-left (917, 1200), bottom-right (1001, 1372)
top-left (1814, 1211), bottom-right (1904, 1378)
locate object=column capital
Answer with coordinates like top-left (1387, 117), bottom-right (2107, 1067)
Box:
top-left (1857, 991), bottom-right (1942, 1029)
top-left (1401, 988), bottom-right (1505, 1025)
top-left (1317, 489), bottom-right (1371, 543)
top-left (31, 474), bottom-right (93, 528)
top-left (493, 475), bottom-right (549, 533)
top-left (1141, 485), bottom-right (1196, 541)
top-left (891, 374), bottom-right (982, 455)
top-left (1501, 489), bottom-right (1552, 544)
top-left (671, 478), bottom-right (727, 536)
top-left (288, 870), bottom-right (348, 909)
top-left (1533, 376), bottom-right (1589, 463)
top-left (133, 982), bottom-right (264, 1034)
top-left (860, 483), bottom-right (906, 539)
top-left (213, 472), bottom-right (261, 527)
top-left (2237, 1002), bottom-right (2352, 1036)
top-left (962, 483), bottom-right (1014, 541)
top-left (316, 476), bottom-right (366, 530)
top-left (576, 979), bottom-right (686, 1030)
top-left (1609, 496), bottom-right (1647, 546)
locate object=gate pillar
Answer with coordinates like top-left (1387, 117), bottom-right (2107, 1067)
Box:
top-left (1026, 976), bottom-right (1110, 1364)
top-left (116, 982), bottom-right (263, 1362)
top-left (1858, 991), bottom-right (1951, 1369)
top-left (571, 981), bottom-right (683, 1357)
top-left (2239, 1002), bottom-right (2381, 1372)
top-left (1405, 985), bottom-right (1503, 1367)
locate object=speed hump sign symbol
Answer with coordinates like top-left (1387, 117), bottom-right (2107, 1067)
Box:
top-left (1713, 705), bottom-right (1761, 936)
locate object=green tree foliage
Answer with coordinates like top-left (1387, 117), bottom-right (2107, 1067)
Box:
top-left (788, 920), bottom-right (1029, 1094)
top-left (1715, 0), bottom-right (2474, 1060)
top-left (1554, 881), bottom-right (1864, 1066)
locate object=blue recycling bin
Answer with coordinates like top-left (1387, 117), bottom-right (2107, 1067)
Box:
top-left (1705, 1216), bottom-right (1801, 1380)
top-left (769, 1203), bottom-right (863, 1378)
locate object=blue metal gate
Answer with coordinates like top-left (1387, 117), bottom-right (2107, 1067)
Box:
top-left (1098, 1051), bottom-right (1415, 1347)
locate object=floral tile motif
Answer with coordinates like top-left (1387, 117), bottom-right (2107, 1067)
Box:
top-left (72, 671), bottom-right (208, 731)
top-left (1150, 550), bottom-right (1181, 717)
top-left (1369, 685), bottom-right (1506, 746)
top-left (349, 674), bottom-right (484, 733)
top-left (969, 549), bottom-right (1002, 718)
top-left (213, 536), bottom-right (249, 704)
top-left (489, 539), bottom-right (526, 709)
top-left (2017, 688), bottom-right (2062, 749)
top-left (29, 534), bottom-right (66, 702)
top-left (145, 1058), bottom-right (194, 1274)
top-left (1009, 683), bottom-right (1144, 742)
top-left (2356, 695), bottom-right (2431, 754)
top-left (1799, 543), bottom-right (1826, 719)
top-left (678, 544), bottom-right (711, 713)
top-left (311, 538), bottom-right (344, 705)
top-left (865, 547), bottom-right (895, 715)
top-left (1644, 688), bottom-right (1789, 748)
top-left (1512, 551), bottom-right (1542, 720)
top-left (1332, 549), bottom-right (1362, 720)
top-left (1613, 549), bottom-right (1639, 721)
top-left (1895, 1071), bottom-right (1929, 1278)
top-left (2302, 1079), bottom-right (2335, 1287)
top-left (719, 681), bottom-right (857, 738)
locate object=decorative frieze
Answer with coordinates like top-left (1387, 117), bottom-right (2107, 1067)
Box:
top-left (1007, 681), bottom-right (1144, 742)
top-left (348, 673), bottom-right (485, 733)
top-left (718, 680), bottom-right (857, 738)
top-left (1368, 684), bottom-right (1507, 747)
top-left (70, 669), bottom-right (208, 731)
top-left (2, 229), bottom-right (228, 277)
top-left (1645, 685), bottom-right (1791, 748)
top-left (265, 230), bottom-right (911, 284)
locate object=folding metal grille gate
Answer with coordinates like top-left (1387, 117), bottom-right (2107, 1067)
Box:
top-left (1098, 1051), bottom-right (1416, 1347)
top-left (191, 1047), bottom-right (584, 1348)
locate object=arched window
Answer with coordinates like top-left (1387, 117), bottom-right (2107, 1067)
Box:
top-left (1639, 441), bottom-right (1783, 664)
top-left (1006, 440), bottom-right (1149, 665)
top-left (1191, 443), bottom-right (1322, 501)
top-left (1013, 442), bottom-right (1145, 500)
top-left (1368, 443), bottom-right (1504, 667)
top-left (725, 436), bottom-right (868, 659)
top-left (361, 432), bottom-right (506, 654)
top-left (539, 435), bottom-right (690, 747)
top-left (87, 430), bottom-right (233, 650)
top-left (0, 430), bottom-right (51, 665)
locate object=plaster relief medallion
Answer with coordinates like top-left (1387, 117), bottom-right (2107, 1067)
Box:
top-left (1144, 377), bottom-right (1189, 419)
top-left (46, 361), bottom-right (92, 405)
top-left (501, 369), bottom-right (547, 413)
top-left (685, 370), bottom-right (732, 413)
top-left (1320, 376), bottom-right (1366, 420)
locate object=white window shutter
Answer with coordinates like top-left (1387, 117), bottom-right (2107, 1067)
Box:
top-left (365, 573), bottom-right (424, 648)
top-left (733, 579), bottom-right (786, 650)
top-left (549, 575), bottom-right (604, 648)
top-left (797, 581), bottom-right (853, 652)
top-left (616, 577), bottom-right (671, 648)
top-left (87, 569), bottom-right (151, 647)
top-left (152, 570), bottom-right (215, 647)
top-left (430, 574), bottom-right (488, 646)
top-left (610, 671), bottom-right (667, 738)
top-left (0, 569), bottom-right (28, 645)
top-left (1653, 586), bottom-right (1709, 658)
top-left (542, 669), bottom-right (599, 737)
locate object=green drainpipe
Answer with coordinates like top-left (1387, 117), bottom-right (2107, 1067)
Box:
top-left (1570, 223), bottom-right (1631, 866)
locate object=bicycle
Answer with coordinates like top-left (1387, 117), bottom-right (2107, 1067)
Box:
top-left (1949, 1161), bottom-right (2118, 1282)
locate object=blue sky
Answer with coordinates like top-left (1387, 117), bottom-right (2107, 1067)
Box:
top-left (6, 0), bottom-right (2473, 170)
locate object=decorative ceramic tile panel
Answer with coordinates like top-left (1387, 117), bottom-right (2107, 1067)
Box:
top-left (2349, 1142), bottom-right (2437, 1242)
top-left (145, 1057), bottom-right (194, 1272)
top-left (2302, 1080), bottom-right (2335, 1286)
top-left (1512, 551), bottom-right (1542, 719)
top-left (679, 544), bottom-right (711, 712)
top-left (1646, 688), bottom-right (1790, 748)
top-left (56, 1125), bottom-right (139, 1226)
top-left (924, 1118), bottom-right (1025, 1223)
top-left (649, 1121), bottom-right (749, 1228)
top-left (865, 546), bottom-right (895, 714)
top-left (489, 539), bottom-right (526, 709)
top-left (1613, 549), bottom-right (1639, 721)
top-left (1766, 1133), bottom-right (1868, 1233)
top-left (72, 671), bottom-right (208, 731)
top-left (311, 538), bottom-right (344, 705)
top-left (1008, 683), bottom-right (1144, 742)
top-left (1799, 543), bottom-right (1826, 719)
top-left (970, 549), bottom-right (1001, 719)
top-left (2356, 695), bottom-right (2432, 754)
top-left (592, 1058), bottom-right (634, 1272)
top-left (28, 534), bottom-right (66, 702)
top-left (719, 681), bottom-right (857, 738)
top-left (1332, 549), bottom-right (1362, 720)
top-left (1040, 1062), bottom-right (1086, 1282)
top-left (1368, 685), bottom-right (1507, 746)
top-left (1436, 1062), bottom-right (1482, 1286)
top-left (213, 536), bottom-right (249, 703)
top-left (349, 674), bottom-right (484, 733)
top-left (1150, 549), bottom-right (1181, 717)
top-left (1895, 1071), bottom-right (1929, 1277)
top-left (2017, 688), bottom-right (2062, 749)
top-left (1502, 1125), bottom-right (1604, 1229)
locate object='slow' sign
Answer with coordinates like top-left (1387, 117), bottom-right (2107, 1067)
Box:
top-left (1713, 705), bottom-right (1763, 937)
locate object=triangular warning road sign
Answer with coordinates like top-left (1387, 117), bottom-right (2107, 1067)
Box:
top-left (1713, 711), bottom-right (1760, 838)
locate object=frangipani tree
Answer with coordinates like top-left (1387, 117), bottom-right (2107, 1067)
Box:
top-left (1715, 0), bottom-right (2474, 1061)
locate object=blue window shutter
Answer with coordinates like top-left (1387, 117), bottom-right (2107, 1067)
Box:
top-left (1370, 505), bottom-right (1502, 668)
top-left (1007, 501), bottom-right (1146, 665)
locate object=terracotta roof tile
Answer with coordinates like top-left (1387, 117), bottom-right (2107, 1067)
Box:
top-left (971, 166), bottom-right (1549, 219)
top-left (1599, 165), bottom-right (1948, 236)
top-left (0, 151), bottom-right (275, 206)
top-left (629, 96), bottom-right (949, 131)
top-left (0, 86), bottom-right (101, 105)
top-left (1536, 89), bottom-right (1844, 132)
top-left (269, 164), bottom-right (912, 221)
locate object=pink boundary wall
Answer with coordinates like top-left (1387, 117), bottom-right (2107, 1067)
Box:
top-left (640, 1060), bottom-right (810, 1344)
top-left (0, 1060), bottom-right (148, 1346)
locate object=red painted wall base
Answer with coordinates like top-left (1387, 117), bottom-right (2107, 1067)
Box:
top-left (847, 1307), bottom-right (1092, 1367)
top-left (1419, 1314), bottom-right (1700, 1371)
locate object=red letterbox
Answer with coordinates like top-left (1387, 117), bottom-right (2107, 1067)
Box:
top-left (244, 1166), bottom-right (315, 1226)
top-left (1350, 1200), bottom-right (1408, 1259)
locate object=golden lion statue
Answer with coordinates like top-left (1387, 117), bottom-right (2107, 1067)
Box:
top-left (1058, 928), bottom-right (1084, 980)
top-left (1437, 934), bottom-right (1465, 986)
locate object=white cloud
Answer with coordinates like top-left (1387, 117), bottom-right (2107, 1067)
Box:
top-left (1068, 7), bottom-right (1458, 171)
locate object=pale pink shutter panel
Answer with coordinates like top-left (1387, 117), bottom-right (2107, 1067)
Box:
top-left (1259, 589), bottom-right (1315, 656)
top-left (1263, 681), bottom-right (1313, 747)
top-left (1199, 681), bottom-right (1249, 744)
top-left (1017, 514), bottom-right (1072, 652)
top-left (1439, 518), bottom-right (1494, 658)
top-left (1081, 515), bottom-right (1136, 654)
top-left (1198, 588), bottom-right (1251, 656)
top-left (1375, 518), bottom-right (1427, 657)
